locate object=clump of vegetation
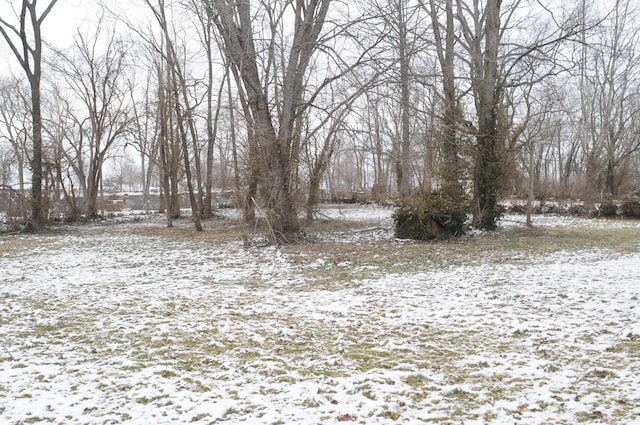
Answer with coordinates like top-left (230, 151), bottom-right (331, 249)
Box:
top-left (567, 204), bottom-right (591, 217)
top-left (506, 203), bottom-right (526, 214)
top-left (598, 200), bottom-right (618, 218)
top-left (620, 198), bottom-right (640, 219)
top-left (392, 190), bottom-right (469, 240)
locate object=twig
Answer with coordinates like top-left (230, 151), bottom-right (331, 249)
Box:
top-left (1, 337), bottom-right (16, 361)
top-left (252, 197), bottom-right (278, 245)
top-left (351, 226), bottom-right (389, 234)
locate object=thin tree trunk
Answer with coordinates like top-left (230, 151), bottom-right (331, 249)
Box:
top-left (306, 141), bottom-right (334, 221)
top-left (431, 0), bottom-right (459, 194)
top-left (399, 0), bottom-right (412, 198)
top-left (158, 64), bottom-right (173, 227)
top-left (583, 154), bottom-right (599, 210)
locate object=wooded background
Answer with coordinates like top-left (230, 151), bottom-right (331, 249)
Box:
top-left (1, 0), bottom-right (639, 239)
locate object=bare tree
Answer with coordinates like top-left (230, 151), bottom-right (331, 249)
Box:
top-left (0, 78), bottom-right (31, 219)
top-left (118, 14), bottom-right (183, 224)
top-left (42, 83), bottom-right (85, 220)
top-left (363, 89), bottom-right (392, 199)
top-left (127, 68), bottom-right (160, 213)
top-left (144, 0), bottom-right (204, 231)
top-left (577, 0), bottom-right (640, 207)
top-left (303, 78), bottom-right (367, 220)
top-left (51, 22), bottom-right (132, 217)
top-left (210, 0), bottom-right (332, 242)
top-left (156, 56), bottom-right (176, 226)
top-left (454, 0), bottom-right (585, 228)
top-left (364, 0), bottom-right (427, 197)
top-left (393, 0), bottom-right (419, 197)
top-left (425, 0), bottom-right (460, 194)
top-left (0, 0), bottom-right (59, 226)
top-left (455, 0), bottom-right (504, 229)
top-left (186, 0), bottom-right (228, 218)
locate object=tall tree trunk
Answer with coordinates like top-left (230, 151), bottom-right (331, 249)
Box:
top-left (306, 140), bottom-right (334, 221)
top-left (159, 148), bottom-right (172, 226)
top-left (212, 0), bottom-right (331, 243)
top-left (398, 0), bottom-right (412, 198)
top-left (472, 0), bottom-right (504, 230)
top-left (0, 1), bottom-right (59, 226)
top-left (431, 0), bottom-right (459, 194)
top-left (86, 157), bottom-right (102, 218)
top-left (158, 64), bottom-right (173, 227)
top-left (203, 61), bottom-right (219, 218)
top-left (583, 154), bottom-right (599, 210)
top-left (144, 0), bottom-right (201, 230)
top-left (176, 110), bottom-right (203, 231)
top-left (606, 156), bottom-right (616, 197)
top-left (167, 50), bottom-right (203, 230)
top-left (28, 75), bottom-right (45, 224)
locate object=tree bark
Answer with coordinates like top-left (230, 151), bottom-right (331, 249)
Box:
top-left (0, 0), bottom-right (59, 226)
top-left (430, 0), bottom-right (459, 194)
top-left (398, 0), bottom-right (412, 197)
top-left (472, 0), bottom-right (504, 230)
top-left (212, 0), bottom-right (332, 243)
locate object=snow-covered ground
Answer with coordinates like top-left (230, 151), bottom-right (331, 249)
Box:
top-left (1, 206), bottom-right (639, 424)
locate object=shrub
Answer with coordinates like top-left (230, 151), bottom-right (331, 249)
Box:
top-left (543, 203), bottom-right (563, 214)
top-left (507, 203), bottom-right (526, 214)
top-left (598, 200), bottom-right (619, 218)
top-left (567, 205), bottom-right (590, 217)
top-left (621, 198), bottom-right (640, 219)
top-left (392, 190), bottom-right (469, 240)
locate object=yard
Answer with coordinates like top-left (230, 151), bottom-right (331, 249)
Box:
top-left (1, 205), bottom-right (639, 424)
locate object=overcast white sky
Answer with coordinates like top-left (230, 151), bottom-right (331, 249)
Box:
top-left (42, 0), bottom-right (96, 46)
top-left (0, 0), bottom-right (111, 76)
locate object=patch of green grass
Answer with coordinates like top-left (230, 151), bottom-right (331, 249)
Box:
top-left (20, 416), bottom-right (55, 424)
top-left (483, 410), bottom-right (498, 421)
top-left (404, 374), bottom-right (430, 388)
top-left (575, 410), bottom-right (606, 422)
top-left (299, 398), bottom-right (321, 408)
top-left (157, 369), bottom-right (178, 378)
top-left (190, 412), bottom-right (210, 422)
top-left (273, 373), bottom-right (295, 384)
top-left (223, 407), bottom-right (239, 417)
top-left (135, 396), bottom-right (153, 404)
top-left (379, 410), bottom-right (401, 420)
top-left (121, 363), bottom-right (146, 372)
top-left (444, 387), bottom-right (471, 400)
top-left (240, 350), bottom-right (261, 360)
top-left (286, 224), bottom-right (640, 281)
top-left (585, 369), bottom-right (618, 379)
top-left (342, 347), bottom-right (399, 372)
top-left (181, 377), bottom-right (211, 393)
top-left (542, 362), bottom-right (560, 373)
top-left (362, 389), bottom-right (376, 400)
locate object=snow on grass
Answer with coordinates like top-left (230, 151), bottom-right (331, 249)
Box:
top-left (1, 208), bottom-right (640, 424)
top-left (503, 212), bottom-right (640, 230)
top-left (317, 203), bottom-right (394, 225)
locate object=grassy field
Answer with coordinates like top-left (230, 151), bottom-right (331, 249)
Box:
top-left (1, 207), bottom-right (639, 424)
